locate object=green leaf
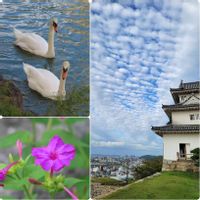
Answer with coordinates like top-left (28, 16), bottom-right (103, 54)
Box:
top-left (0, 131), bottom-right (31, 149)
top-left (23, 164), bottom-right (46, 180)
top-left (40, 129), bottom-right (89, 148)
top-left (0, 163), bottom-right (7, 169)
top-left (77, 178), bottom-right (89, 199)
top-left (69, 152), bottom-right (89, 169)
top-left (3, 176), bottom-right (27, 190)
top-left (31, 118), bottom-right (49, 124)
top-left (65, 118), bottom-right (84, 125)
top-left (38, 129), bottom-right (67, 146)
top-left (64, 177), bottom-right (84, 188)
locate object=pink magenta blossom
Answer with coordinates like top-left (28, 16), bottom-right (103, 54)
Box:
top-left (16, 140), bottom-right (23, 160)
top-left (31, 135), bottom-right (75, 173)
top-left (0, 161), bottom-right (18, 181)
top-left (64, 186), bottom-right (79, 200)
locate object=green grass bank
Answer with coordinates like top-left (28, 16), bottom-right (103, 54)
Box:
top-left (103, 171), bottom-right (199, 199)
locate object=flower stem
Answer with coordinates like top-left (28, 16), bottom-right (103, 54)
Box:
top-left (16, 172), bottom-right (32, 199)
top-left (50, 192), bottom-right (56, 200)
top-left (47, 118), bottom-right (53, 131)
top-left (31, 121), bottom-right (36, 146)
top-left (23, 185), bottom-right (32, 199)
top-left (50, 168), bottom-right (54, 178)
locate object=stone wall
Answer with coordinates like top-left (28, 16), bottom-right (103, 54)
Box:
top-left (162, 159), bottom-right (199, 172)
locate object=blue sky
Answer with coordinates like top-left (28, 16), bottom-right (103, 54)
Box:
top-left (91, 0), bottom-right (199, 156)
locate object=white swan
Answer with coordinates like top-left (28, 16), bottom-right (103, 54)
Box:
top-left (14, 18), bottom-right (58, 58)
top-left (23, 61), bottom-right (70, 100)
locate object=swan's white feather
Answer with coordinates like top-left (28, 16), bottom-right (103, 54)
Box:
top-left (23, 63), bottom-right (60, 100)
top-left (14, 28), bottom-right (48, 57)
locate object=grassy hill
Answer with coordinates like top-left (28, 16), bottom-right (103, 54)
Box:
top-left (103, 171), bottom-right (199, 199)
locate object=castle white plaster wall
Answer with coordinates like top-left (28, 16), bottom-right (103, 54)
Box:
top-left (172, 110), bottom-right (200, 124)
top-left (163, 134), bottom-right (199, 160)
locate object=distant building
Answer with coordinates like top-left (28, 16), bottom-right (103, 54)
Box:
top-left (152, 81), bottom-right (200, 172)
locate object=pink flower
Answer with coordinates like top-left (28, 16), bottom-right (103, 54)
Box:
top-left (64, 186), bottom-right (79, 200)
top-left (16, 140), bottom-right (23, 160)
top-left (31, 135), bottom-right (75, 174)
top-left (0, 161), bottom-right (18, 181)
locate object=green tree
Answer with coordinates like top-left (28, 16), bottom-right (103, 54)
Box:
top-left (190, 148), bottom-right (199, 167)
top-left (133, 157), bottom-right (162, 180)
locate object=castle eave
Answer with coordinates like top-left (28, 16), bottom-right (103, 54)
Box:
top-left (162, 103), bottom-right (199, 118)
top-left (152, 124), bottom-right (200, 137)
top-left (162, 103), bottom-right (199, 111)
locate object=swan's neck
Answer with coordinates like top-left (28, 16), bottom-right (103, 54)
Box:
top-left (46, 27), bottom-right (55, 58)
top-left (57, 74), bottom-right (66, 98)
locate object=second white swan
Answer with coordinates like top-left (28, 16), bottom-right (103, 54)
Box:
top-left (14, 18), bottom-right (58, 58)
top-left (23, 61), bottom-right (70, 100)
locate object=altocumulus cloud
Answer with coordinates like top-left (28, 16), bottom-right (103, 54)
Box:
top-left (91, 0), bottom-right (199, 156)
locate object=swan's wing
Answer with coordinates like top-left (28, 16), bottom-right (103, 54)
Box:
top-left (37, 68), bottom-right (60, 91)
top-left (23, 63), bottom-right (59, 97)
top-left (14, 28), bottom-right (48, 56)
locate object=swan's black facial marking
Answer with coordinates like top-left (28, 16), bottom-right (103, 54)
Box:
top-left (63, 68), bottom-right (68, 73)
top-left (53, 21), bottom-right (58, 32)
top-left (62, 67), bottom-right (69, 80)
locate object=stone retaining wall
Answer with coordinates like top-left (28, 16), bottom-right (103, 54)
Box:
top-left (162, 159), bottom-right (199, 172)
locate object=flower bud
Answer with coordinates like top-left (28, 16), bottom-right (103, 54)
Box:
top-left (29, 178), bottom-right (43, 185)
top-left (8, 153), bottom-right (14, 163)
top-left (16, 140), bottom-right (23, 160)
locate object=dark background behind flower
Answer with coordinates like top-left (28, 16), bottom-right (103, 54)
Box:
top-left (0, 118), bottom-right (89, 199)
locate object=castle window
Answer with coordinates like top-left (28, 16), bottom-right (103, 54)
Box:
top-left (180, 95), bottom-right (186, 102)
top-left (190, 114), bottom-right (195, 120)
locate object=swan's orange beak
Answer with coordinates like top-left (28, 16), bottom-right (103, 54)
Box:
top-left (62, 71), bottom-right (68, 80)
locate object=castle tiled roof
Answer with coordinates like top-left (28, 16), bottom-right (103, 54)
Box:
top-left (162, 103), bottom-right (199, 109)
top-left (163, 103), bottom-right (199, 114)
top-left (171, 81), bottom-right (200, 91)
top-left (170, 81), bottom-right (200, 103)
top-left (152, 124), bottom-right (200, 137)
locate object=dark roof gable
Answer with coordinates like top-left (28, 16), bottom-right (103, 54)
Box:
top-left (170, 81), bottom-right (200, 104)
top-left (179, 81), bottom-right (200, 90)
top-left (171, 81), bottom-right (200, 92)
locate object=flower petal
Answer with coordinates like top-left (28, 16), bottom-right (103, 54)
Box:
top-left (52, 159), bottom-right (64, 172)
top-left (47, 135), bottom-right (64, 151)
top-left (0, 172), bottom-right (6, 181)
top-left (31, 136), bottom-right (76, 173)
top-left (58, 154), bottom-right (75, 166)
top-left (0, 161), bottom-right (18, 181)
top-left (57, 144), bottom-right (75, 154)
top-left (32, 147), bottom-right (49, 158)
top-left (40, 159), bottom-right (53, 171)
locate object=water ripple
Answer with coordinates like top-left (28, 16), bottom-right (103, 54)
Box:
top-left (0, 0), bottom-right (89, 116)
